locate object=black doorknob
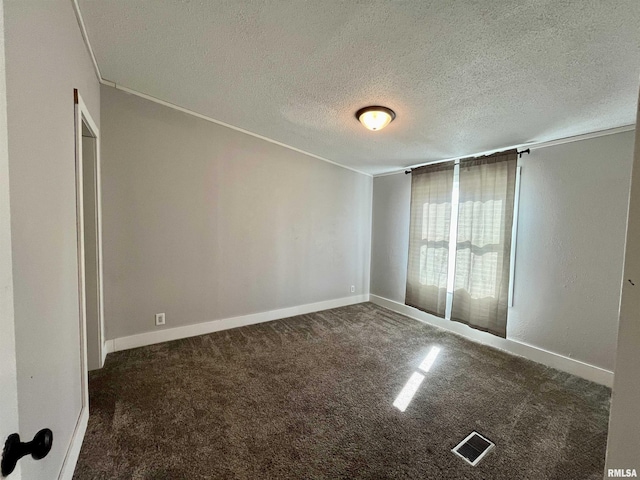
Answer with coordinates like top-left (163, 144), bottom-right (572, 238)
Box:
top-left (1, 429), bottom-right (53, 477)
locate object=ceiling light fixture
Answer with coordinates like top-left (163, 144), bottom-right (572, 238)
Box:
top-left (356, 106), bottom-right (396, 131)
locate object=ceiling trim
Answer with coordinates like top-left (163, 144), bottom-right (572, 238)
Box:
top-left (527, 124), bottom-right (636, 150)
top-left (71, 0), bottom-right (102, 81)
top-left (374, 123), bottom-right (636, 177)
top-left (71, 0), bottom-right (372, 178)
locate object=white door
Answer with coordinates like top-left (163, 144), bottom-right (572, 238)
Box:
top-left (0, 93), bottom-right (102, 479)
top-left (0, 2), bottom-right (22, 476)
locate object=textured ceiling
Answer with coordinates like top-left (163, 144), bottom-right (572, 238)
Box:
top-left (78, 0), bottom-right (640, 175)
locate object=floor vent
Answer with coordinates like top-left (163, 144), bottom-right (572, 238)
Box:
top-left (452, 431), bottom-right (495, 466)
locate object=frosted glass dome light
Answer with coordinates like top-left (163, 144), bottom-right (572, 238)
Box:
top-left (356, 106), bottom-right (396, 131)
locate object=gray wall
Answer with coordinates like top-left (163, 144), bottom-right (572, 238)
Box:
top-left (605, 101), bottom-right (640, 473)
top-left (101, 85), bottom-right (372, 340)
top-left (83, 134), bottom-right (101, 371)
top-left (370, 131), bottom-right (635, 372)
top-left (370, 172), bottom-right (411, 302)
top-left (4, 1), bottom-right (100, 478)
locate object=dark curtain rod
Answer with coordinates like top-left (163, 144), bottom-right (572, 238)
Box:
top-left (404, 148), bottom-right (530, 174)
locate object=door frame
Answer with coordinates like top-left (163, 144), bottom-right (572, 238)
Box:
top-left (74, 88), bottom-right (105, 382)
top-left (59, 89), bottom-right (104, 479)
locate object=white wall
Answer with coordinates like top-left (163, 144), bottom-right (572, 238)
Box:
top-left (3, 1), bottom-right (100, 478)
top-left (605, 98), bottom-right (640, 474)
top-left (370, 131), bottom-right (635, 379)
top-left (101, 85), bottom-right (372, 341)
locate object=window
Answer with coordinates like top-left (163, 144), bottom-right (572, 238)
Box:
top-left (406, 150), bottom-right (519, 337)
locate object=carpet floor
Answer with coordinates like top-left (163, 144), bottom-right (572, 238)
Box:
top-left (74, 303), bottom-right (610, 479)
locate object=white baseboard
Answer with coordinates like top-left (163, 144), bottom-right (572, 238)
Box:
top-left (103, 293), bottom-right (613, 386)
top-left (57, 405), bottom-right (89, 480)
top-left (369, 294), bottom-right (614, 387)
top-left (103, 339), bottom-right (114, 356)
top-left (106, 295), bottom-right (369, 353)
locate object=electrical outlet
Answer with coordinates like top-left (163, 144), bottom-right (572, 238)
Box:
top-left (155, 313), bottom-right (166, 326)
top-left (350, 285), bottom-right (355, 293)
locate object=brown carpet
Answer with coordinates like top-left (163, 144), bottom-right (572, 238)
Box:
top-left (74, 303), bottom-right (610, 479)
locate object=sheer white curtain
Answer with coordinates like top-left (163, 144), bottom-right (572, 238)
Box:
top-left (450, 151), bottom-right (517, 337)
top-left (405, 162), bottom-right (455, 317)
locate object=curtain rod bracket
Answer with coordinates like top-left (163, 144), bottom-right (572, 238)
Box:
top-left (517, 148), bottom-right (530, 158)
